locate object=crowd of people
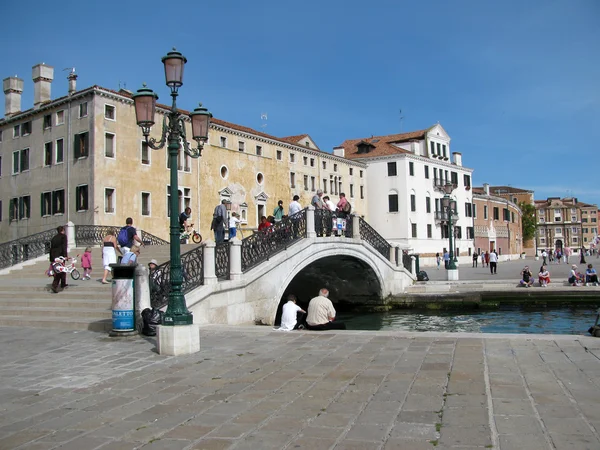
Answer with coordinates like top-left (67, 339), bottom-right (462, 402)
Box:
top-left (517, 262), bottom-right (599, 287)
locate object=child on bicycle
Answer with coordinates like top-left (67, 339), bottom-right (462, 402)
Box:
top-left (82, 247), bottom-right (93, 280)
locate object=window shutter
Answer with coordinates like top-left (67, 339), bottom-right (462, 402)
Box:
top-left (74, 134), bottom-right (80, 158)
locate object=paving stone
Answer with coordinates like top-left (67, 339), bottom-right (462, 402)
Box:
top-left (0, 430), bottom-right (52, 449)
top-left (401, 395), bottom-right (443, 411)
top-left (497, 434), bottom-right (549, 450)
top-left (389, 422), bottom-right (437, 440)
top-left (47, 435), bottom-right (111, 450)
top-left (438, 425), bottom-right (491, 447)
top-left (161, 425), bottom-right (215, 440)
top-left (300, 426), bottom-right (345, 439)
top-left (542, 417), bottom-right (595, 436)
top-left (443, 394), bottom-right (487, 408)
top-left (548, 433), bottom-right (600, 450)
top-left (286, 436), bottom-right (339, 449)
top-left (334, 439), bottom-right (383, 449)
top-left (397, 410), bottom-right (439, 424)
top-left (189, 439), bottom-right (235, 450)
top-left (492, 398), bottom-right (536, 416)
top-left (442, 407), bottom-right (489, 427)
top-left (136, 438), bottom-right (192, 449)
top-left (383, 438), bottom-right (434, 450)
top-left (495, 414), bottom-right (544, 435)
top-left (344, 424), bottom-right (389, 442)
top-left (310, 413), bottom-right (356, 428)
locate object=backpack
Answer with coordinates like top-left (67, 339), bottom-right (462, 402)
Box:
top-left (342, 202), bottom-right (351, 214)
top-left (117, 226), bottom-right (130, 247)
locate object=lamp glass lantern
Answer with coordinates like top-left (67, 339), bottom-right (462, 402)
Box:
top-left (161, 49), bottom-right (187, 90)
top-left (190, 104), bottom-right (211, 144)
top-left (132, 86), bottom-right (158, 134)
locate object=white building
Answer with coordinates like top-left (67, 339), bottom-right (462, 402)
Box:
top-left (336, 124), bottom-right (475, 257)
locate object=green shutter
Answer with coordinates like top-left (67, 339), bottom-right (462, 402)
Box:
top-left (74, 134), bottom-right (80, 158)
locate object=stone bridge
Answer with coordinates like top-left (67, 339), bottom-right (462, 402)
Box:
top-left (146, 207), bottom-right (416, 326)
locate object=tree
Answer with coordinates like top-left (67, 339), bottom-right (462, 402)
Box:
top-left (519, 202), bottom-right (536, 242)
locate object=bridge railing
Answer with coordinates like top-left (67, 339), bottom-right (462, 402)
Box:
top-left (358, 217), bottom-right (392, 259)
top-left (314, 210), bottom-right (353, 237)
top-left (0, 229), bottom-right (56, 270)
top-left (150, 244), bottom-right (204, 309)
top-left (241, 208), bottom-right (307, 272)
top-left (75, 225), bottom-right (168, 246)
top-left (215, 241), bottom-right (230, 280)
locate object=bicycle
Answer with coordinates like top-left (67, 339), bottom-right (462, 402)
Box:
top-left (180, 226), bottom-right (202, 244)
top-left (52, 256), bottom-right (81, 280)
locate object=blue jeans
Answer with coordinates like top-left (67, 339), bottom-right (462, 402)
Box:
top-left (229, 227), bottom-right (237, 238)
top-left (214, 226), bottom-right (225, 244)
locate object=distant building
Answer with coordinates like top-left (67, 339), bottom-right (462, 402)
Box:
top-left (472, 184), bottom-right (523, 257)
top-left (338, 124), bottom-right (475, 257)
top-left (0, 64), bottom-right (367, 243)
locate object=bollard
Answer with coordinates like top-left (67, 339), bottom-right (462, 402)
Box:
top-left (109, 263), bottom-right (138, 337)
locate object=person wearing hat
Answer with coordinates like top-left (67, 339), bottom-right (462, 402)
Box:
top-left (519, 266), bottom-right (533, 287)
top-left (568, 264), bottom-right (583, 286)
top-left (148, 259), bottom-right (162, 294)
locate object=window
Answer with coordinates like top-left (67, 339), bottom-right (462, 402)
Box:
top-left (464, 174), bottom-right (471, 188)
top-left (437, 143), bottom-right (441, 155)
top-left (442, 144), bottom-right (447, 158)
top-left (426, 197), bottom-right (431, 213)
top-left (105, 133), bottom-right (115, 158)
top-left (322, 161), bottom-right (327, 170)
top-left (503, 208), bottom-right (510, 221)
top-left (511, 212), bottom-right (515, 223)
top-left (493, 207), bottom-right (499, 220)
top-left (572, 227), bottom-right (578, 234)
top-left (310, 158), bottom-right (315, 167)
top-left (0, 130), bottom-right (2, 142)
top-left (350, 184), bottom-right (354, 198)
top-left (411, 223), bottom-right (417, 238)
top-left (410, 194), bottom-right (416, 212)
top-left (256, 145), bottom-right (262, 156)
top-left (555, 227), bottom-right (562, 235)
top-left (330, 179), bottom-right (334, 194)
top-left (592, 218), bottom-right (597, 223)
top-left (389, 193), bottom-right (399, 212)
top-left (290, 172), bottom-right (296, 188)
top-left (142, 192), bottom-right (151, 216)
top-left (19, 196), bottom-right (31, 219)
top-left (76, 185), bottom-right (88, 211)
top-left (79, 102), bottom-right (88, 118)
top-left (220, 136), bottom-right (227, 147)
top-left (571, 215), bottom-right (577, 222)
top-left (0, 156), bottom-right (2, 176)
top-left (311, 177), bottom-right (316, 192)
top-left (74, 132), bottom-right (89, 158)
top-left (451, 171), bottom-right (458, 185)
top-left (387, 162), bottom-right (397, 176)
top-left (540, 238), bottom-right (546, 244)
top-left (13, 125), bottom-right (20, 138)
top-left (334, 164), bottom-right (338, 172)
top-left (141, 141), bottom-right (150, 165)
top-left (303, 175), bottom-right (309, 190)
top-left (323, 179), bottom-right (327, 193)
top-left (256, 172), bottom-right (264, 185)
top-left (9, 198), bottom-right (18, 221)
top-left (424, 166), bottom-right (429, 179)
top-left (105, 104), bottom-right (116, 120)
top-left (360, 170), bottom-right (363, 178)
top-left (465, 203), bottom-right (473, 217)
top-left (484, 205), bottom-right (488, 220)
top-left (455, 226), bottom-right (462, 239)
top-left (179, 148), bottom-right (191, 172)
top-left (582, 218), bottom-right (588, 223)
top-left (409, 162), bottom-right (414, 176)
top-left (41, 192), bottom-right (51, 216)
top-left (104, 188), bottom-right (115, 213)
top-left (305, 140), bottom-right (310, 147)
top-left (349, 168), bottom-right (353, 175)
top-left (276, 150), bottom-right (282, 160)
top-left (52, 190), bottom-right (65, 215)
top-left (56, 110), bottom-right (65, 125)
top-left (238, 141), bottom-right (245, 152)
top-left (21, 121), bottom-right (31, 136)
top-left (467, 227), bottom-right (474, 239)
top-left (43, 114), bottom-right (52, 129)
top-left (473, 204), bottom-right (477, 218)
top-left (427, 224), bottom-right (432, 238)
top-left (0, 200), bottom-right (2, 221)
top-left (430, 141), bottom-right (435, 155)
top-left (55, 139), bottom-right (64, 164)
top-left (303, 156), bottom-right (308, 165)
top-left (360, 186), bottom-right (364, 199)
top-left (44, 142), bottom-right (53, 166)
top-left (290, 153), bottom-right (295, 163)
top-left (13, 149), bottom-right (29, 173)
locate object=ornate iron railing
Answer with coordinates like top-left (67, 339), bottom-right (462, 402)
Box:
top-left (241, 209), bottom-right (307, 272)
top-left (314, 210), bottom-right (354, 237)
top-left (0, 228), bottom-right (57, 270)
top-left (358, 217), bottom-right (391, 259)
top-left (149, 244), bottom-right (204, 310)
top-left (75, 225), bottom-right (169, 247)
top-left (343, 214), bottom-right (353, 238)
top-left (402, 252), bottom-right (413, 272)
top-left (215, 242), bottom-right (230, 280)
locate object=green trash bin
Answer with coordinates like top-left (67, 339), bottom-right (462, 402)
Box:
top-left (109, 264), bottom-right (137, 333)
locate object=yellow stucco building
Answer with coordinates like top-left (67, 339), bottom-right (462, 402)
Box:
top-left (0, 65), bottom-right (367, 243)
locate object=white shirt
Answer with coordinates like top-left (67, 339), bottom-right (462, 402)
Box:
top-left (325, 200), bottom-right (336, 212)
top-left (288, 201), bottom-right (302, 216)
top-left (489, 252), bottom-right (498, 263)
top-left (229, 216), bottom-right (240, 229)
top-left (306, 296), bottom-right (336, 326)
top-left (280, 301), bottom-right (302, 331)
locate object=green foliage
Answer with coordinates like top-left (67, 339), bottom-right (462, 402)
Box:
top-left (520, 202), bottom-right (536, 241)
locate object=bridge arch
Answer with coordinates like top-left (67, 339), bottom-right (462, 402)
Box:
top-left (270, 244), bottom-right (387, 323)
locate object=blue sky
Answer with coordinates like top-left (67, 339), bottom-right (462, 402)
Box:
top-left (3, 0), bottom-right (599, 204)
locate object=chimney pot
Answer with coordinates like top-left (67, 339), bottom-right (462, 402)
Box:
top-left (3, 76), bottom-right (24, 116)
top-left (32, 63), bottom-right (54, 108)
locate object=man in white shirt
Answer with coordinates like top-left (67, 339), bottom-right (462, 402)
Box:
top-left (489, 250), bottom-right (498, 274)
top-left (306, 288), bottom-right (346, 330)
top-left (279, 294), bottom-right (306, 331)
top-left (288, 195), bottom-right (302, 217)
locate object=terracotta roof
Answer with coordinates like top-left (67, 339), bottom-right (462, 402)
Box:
top-left (338, 128), bottom-right (431, 160)
top-left (279, 134), bottom-right (309, 145)
top-left (471, 187), bottom-right (486, 195)
top-left (479, 185), bottom-right (533, 194)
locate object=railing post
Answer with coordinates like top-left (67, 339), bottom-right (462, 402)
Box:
top-left (230, 238), bottom-right (242, 280)
top-left (411, 256), bottom-right (416, 276)
top-left (203, 241), bottom-right (217, 285)
top-left (352, 215), bottom-right (361, 239)
top-left (66, 221), bottom-right (76, 251)
top-left (389, 245), bottom-right (395, 264)
top-left (135, 264), bottom-right (150, 334)
top-left (307, 205), bottom-right (316, 238)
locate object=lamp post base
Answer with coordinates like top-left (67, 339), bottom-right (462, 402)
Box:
top-left (157, 324), bottom-right (200, 356)
top-left (447, 269), bottom-right (459, 281)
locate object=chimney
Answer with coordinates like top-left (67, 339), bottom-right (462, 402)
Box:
top-left (483, 183), bottom-right (490, 195)
top-left (3, 76), bottom-right (24, 116)
top-left (68, 70), bottom-right (78, 96)
top-left (332, 146), bottom-right (345, 157)
top-left (452, 152), bottom-right (462, 167)
top-left (32, 63), bottom-right (54, 108)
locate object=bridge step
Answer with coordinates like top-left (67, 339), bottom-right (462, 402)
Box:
top-left (0, 306), bottom-right (110, 319)
top-left (0, 315), bottom-right (112, 332)
top-left (0, 298), bottom-right (109, 309)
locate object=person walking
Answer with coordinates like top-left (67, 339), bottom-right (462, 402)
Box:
top-left (81, 247), bottom-right (93, 280)
top-left (484, 251), bottom-right (490, 268)
top-left (211, 200), bottom-right (228, 244)
top-left (49, 226), bottom-right (68, 293)
top-left (542, 250), bottom-right (548, 266)
top-left (101, 231), bottom-right (121, 284)
top-left (436, 252), bottom-right (441, 270)
top-left (443, 250), bottom-right (450, 269)
top-left (489, 249), bottom-right (498, 274)
top-left (472, 250), bottom-right (478, 268)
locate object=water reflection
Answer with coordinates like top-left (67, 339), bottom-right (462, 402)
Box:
top-left (338, 307), bottom-right (598, 335)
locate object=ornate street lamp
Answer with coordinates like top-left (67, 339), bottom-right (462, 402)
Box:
top-left (440, 181), bottom-right (458, 272)
top-left (133, 49), bottom-right (211, 328)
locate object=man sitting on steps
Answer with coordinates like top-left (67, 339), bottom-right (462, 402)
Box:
top-left (306, 288), bottom-right (346, 331)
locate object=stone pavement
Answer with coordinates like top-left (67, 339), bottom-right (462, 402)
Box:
top-left (1, 326), bottom-right (600, 450)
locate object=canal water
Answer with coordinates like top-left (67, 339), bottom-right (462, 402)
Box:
top-left (338, 306), bottom-right (600, 335)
